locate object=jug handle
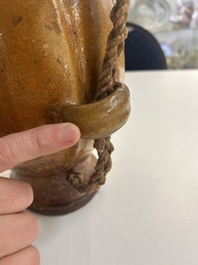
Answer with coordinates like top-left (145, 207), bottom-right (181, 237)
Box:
top-left (51, 82), bottom-right (130, 139)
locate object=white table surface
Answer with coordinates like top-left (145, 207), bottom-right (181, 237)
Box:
top-left (3, 70), bottom-right (198, 265)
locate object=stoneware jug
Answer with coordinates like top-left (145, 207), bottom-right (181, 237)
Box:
top-left (0, 0), bottom-right (130, 215)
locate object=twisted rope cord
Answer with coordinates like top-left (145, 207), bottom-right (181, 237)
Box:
top-left (68, 0), bottom-right (129, 193)
top-left (96, 0), bottom-right (129, 101)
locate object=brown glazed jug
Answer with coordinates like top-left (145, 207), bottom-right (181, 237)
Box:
top-left (0, 0), bottom-right (130, 215)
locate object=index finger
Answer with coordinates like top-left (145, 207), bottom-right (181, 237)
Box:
top-left (0, 123), bottom-right (80, 172)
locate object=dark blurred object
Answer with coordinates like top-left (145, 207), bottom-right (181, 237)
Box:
top-left (125, 23), bottom-right (167, 71)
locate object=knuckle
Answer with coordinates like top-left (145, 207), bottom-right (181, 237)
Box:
top-left (28, 246), bottom-right (40, 265)
top-left (22, 213), bottom-right (39, 242)
top-left (14, 181), bottom-right (34, 208)
top-left (0, 213), bottom-right (39, 259)
top-left (0, 246), bottom-right (40, 265)
top-left (0, 139), bottom-right (15, 169)
top-left (31, 128), bottom-right (47, 154)
top-left (0, 179), bottom-right (33, 214)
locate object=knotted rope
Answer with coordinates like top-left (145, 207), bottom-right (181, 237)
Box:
top-left (67, 0), bottom-right (129, 193)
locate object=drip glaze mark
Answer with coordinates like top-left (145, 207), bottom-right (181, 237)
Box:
top-left (45, 21), bottom-right (61, 34)
top-left (12, 16), bottom-right (23, 26)
top-left (46, 77), bottom-right (53, 84)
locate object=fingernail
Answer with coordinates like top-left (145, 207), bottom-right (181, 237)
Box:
top-left (61, 124), bottom-right (79, 142)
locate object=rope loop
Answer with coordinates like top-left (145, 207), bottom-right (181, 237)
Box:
top-left (67, 0), bottom-right (130, 193)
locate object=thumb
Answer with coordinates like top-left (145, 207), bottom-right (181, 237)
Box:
top-left (0, 123), bottom-right (81, 172)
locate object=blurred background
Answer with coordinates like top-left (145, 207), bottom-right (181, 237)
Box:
top-left (127, 0), bottom-right (198, 69)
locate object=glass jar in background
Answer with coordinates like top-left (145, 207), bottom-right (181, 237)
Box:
top-left (127, 0), bottom-right (176, 33)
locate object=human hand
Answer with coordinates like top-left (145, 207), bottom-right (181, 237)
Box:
top-left (0, 123), bottom-right (80, 265)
